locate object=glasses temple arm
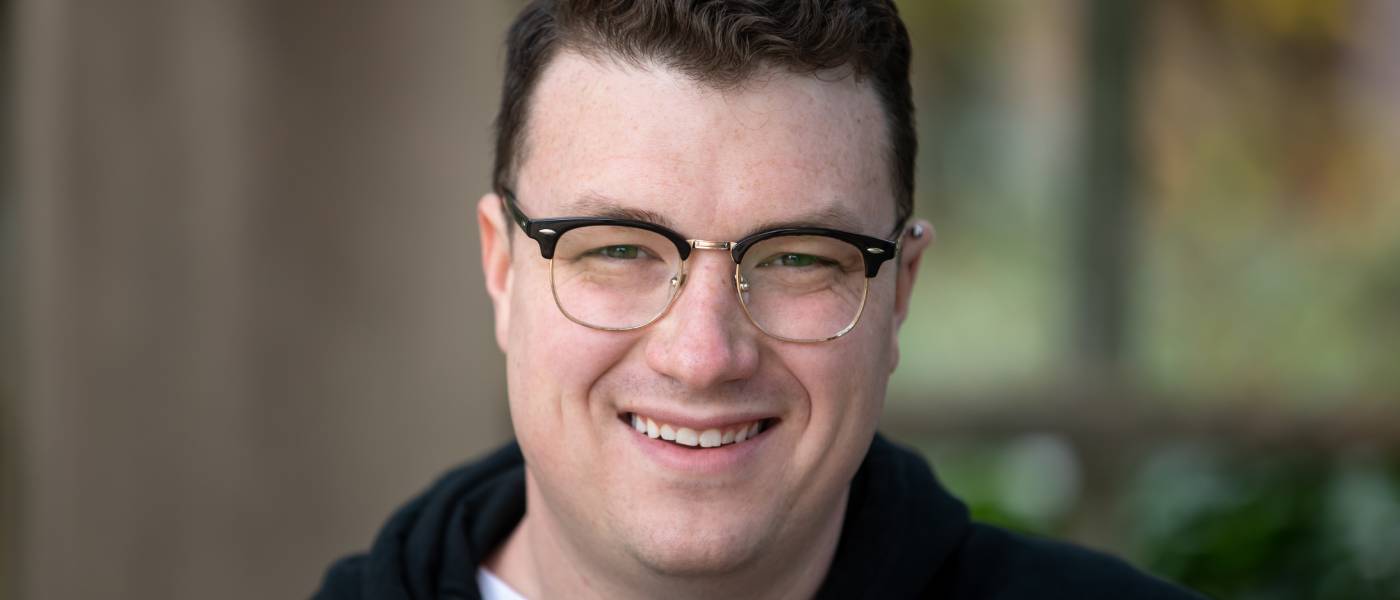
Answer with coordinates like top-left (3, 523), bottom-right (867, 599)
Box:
top-left (499, 189), bottom-right (532, 231)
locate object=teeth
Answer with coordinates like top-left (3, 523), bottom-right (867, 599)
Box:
top-left (699, 429), bottom-right (721, 448)
top-left (675, 427), bottom-right (699, 447)
top-left (627, 414), bottom-right (769, 448)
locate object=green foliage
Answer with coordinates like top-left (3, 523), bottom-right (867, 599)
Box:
top-left (888, 0), bottom-right (1400, 596)
top-left (915, 438), bottom-right (1400, 599)
top-left (1131, 447), bottom-right (1400, 599)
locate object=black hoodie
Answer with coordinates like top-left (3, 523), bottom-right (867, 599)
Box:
top-left (313, 434), bottom-right (1202, 599)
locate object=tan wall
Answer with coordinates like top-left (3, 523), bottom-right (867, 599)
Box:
top-left (12, 2), bottom-right (520, 598)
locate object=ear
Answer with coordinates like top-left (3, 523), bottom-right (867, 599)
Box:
top-left (893, 219), bottom-right (934, 327)
top-left (478, 193), bottom-right (514, 353)
top-left (888, 219), bottom-right (934, 371)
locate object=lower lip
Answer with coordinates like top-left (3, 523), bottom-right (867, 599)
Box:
top-left (624, 418), bottom-right (775, 475)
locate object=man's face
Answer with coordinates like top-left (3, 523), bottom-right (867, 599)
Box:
top-left (479, 52), bottom-right (928, 577)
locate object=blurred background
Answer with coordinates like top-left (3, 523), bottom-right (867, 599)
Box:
top-left (2, 1), bottom-right (1397, 599)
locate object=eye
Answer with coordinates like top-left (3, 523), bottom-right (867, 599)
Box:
top-left (760, 253), bottom-right (831, 268)
top-left (590, 245), bottom-right (642, 260)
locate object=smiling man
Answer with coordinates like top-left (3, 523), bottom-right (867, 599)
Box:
top-left (314, 2), bottom-right (1200, 599)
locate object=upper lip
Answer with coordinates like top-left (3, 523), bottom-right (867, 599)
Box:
top-left (619, 407), bottom-right (779, 430)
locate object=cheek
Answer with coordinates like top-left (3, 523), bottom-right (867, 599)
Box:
top-left (774, 329), bottom-right (890, 522)
top-left (785, 335), bottom-right (889, 422)
top-left (791, 291), bottom-right (898, 429)
top-left (505, 267), bottom-right (636, 435)
top-left (863, 278), bottom-right (902, 361)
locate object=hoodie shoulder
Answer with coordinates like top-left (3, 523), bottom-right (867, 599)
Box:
top-left (312, 554), bottom-right (367, 600)
top-left (309, 442), bottom-right (525, 600)
top-left (936, 523), bottom-right (1205, 599)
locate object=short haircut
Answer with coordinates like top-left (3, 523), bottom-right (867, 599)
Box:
top-left (493, 0), bottom-right (916, 231)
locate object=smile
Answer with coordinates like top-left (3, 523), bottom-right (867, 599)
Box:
top-left (622, 412), bottom-right (775, 448)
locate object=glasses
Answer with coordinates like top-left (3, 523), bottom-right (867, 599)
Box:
top-left (501, 190), bottom-right (901, 343)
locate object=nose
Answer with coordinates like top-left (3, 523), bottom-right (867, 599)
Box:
top-left (643, 252), bottom-right (760, 390)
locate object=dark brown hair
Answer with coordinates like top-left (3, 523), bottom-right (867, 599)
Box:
top-left (493, 0), bottom-right (915, 231)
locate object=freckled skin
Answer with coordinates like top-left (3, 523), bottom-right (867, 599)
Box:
top-left (477, 52), bottom-right (933, 600)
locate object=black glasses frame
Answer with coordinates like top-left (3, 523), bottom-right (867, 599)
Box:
top-left (500, 188), bottom-right (904, 342)
top-left (500, 189), bottom-right (898, 277)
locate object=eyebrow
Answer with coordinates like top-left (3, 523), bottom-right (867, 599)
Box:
top-left (743, 204), bottom-right (873, 239)
top-left (560, 192), bottom-right (882, 239)
top-left (561, 193), bottom-right (678, 230)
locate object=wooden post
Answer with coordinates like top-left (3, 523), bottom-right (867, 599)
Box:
top-left (1074, 0), bottom-right (1145, 379)
top-left (13, 2), bottom-right (516, 598)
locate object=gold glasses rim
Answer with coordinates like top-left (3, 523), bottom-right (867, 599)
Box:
top-left (545, 238), bottom-right (873, 343)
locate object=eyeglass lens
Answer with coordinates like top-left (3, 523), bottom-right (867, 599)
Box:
top-left (549, 225), bottom-right (868, 341)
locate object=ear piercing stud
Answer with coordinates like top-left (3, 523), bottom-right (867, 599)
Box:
top-left (910, 223), bottom-right (926, 239)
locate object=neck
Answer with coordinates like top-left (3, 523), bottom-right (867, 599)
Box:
top-left (485, 473), bottom-right (847, 600)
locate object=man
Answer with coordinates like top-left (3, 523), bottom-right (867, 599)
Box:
top-left (316, 1), bottom-right (1201, 598)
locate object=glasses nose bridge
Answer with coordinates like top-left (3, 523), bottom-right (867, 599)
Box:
top-left (683, 238), bottom-right (741, 273)
top-left (688, 238), bottom-right (735, 255)
top-left (672, 238), bottom-right (743, 300)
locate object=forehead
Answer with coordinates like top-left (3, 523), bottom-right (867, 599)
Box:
top-left (516, 51), bottom-right (895, 237)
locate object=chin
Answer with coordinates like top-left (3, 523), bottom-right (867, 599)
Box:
top-left (617, 504), bottom-right (773, 577)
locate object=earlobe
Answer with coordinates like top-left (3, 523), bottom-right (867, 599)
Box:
top-left (478, 193), bottom-right (514, 352)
